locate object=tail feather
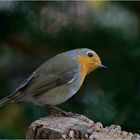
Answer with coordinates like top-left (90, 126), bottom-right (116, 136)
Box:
top-left (0, 92), bottom-right (20, 107)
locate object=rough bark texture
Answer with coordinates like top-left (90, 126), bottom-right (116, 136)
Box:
top-left (26, 115), bottom-right (140, 140)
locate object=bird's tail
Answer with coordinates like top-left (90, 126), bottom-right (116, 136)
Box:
top-left (0, 92), bottom-right (20, 107)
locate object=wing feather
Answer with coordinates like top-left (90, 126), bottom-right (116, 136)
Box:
top-left (14, 55), bottom-right (79, 100)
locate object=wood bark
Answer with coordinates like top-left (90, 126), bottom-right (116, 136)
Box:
top-left (26, 114), bottom-right (140, 140)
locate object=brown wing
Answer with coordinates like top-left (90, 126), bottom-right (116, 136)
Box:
top-left (25, 71), bottom-right (77, 96)
top-left (14, 68), bottom-right (78, 100)
top-left (14, 54), bottom-right (79, 100)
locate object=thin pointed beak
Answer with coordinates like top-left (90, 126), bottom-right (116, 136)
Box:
top-left (99, 64), bottom-right (107, 69)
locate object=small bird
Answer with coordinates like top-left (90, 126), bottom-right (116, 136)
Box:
top-left (0, 48), bottom-right (106, 116)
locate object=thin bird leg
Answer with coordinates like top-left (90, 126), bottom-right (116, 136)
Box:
top-left (45, 104), bottom-right (70, 117)
top-left (45, 104), bottom-right (83, 118)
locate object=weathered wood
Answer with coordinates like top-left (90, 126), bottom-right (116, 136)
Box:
top-left (26, 115), bottom-right (140, 140)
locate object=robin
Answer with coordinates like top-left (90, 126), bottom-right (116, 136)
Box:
top-left (0, 48), bottom-right (106, 116)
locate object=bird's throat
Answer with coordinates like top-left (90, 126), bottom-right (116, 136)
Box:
top-left (77, 54), bottom-right (87, 87)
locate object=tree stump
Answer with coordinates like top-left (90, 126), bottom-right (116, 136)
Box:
top-left (26, 115), bottom-right (140, 140)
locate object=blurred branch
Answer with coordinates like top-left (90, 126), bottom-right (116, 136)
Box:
top-left (26, 115), bottom-right (140, 139)
top-left (2, 36), bottom-right (54, 59)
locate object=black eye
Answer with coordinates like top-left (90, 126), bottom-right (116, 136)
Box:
top-left (87, 52), bottom-right (93, 57)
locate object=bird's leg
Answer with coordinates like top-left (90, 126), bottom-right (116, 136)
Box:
top-left (45, 104), bottom-right (82, 118)
top-left (45, 104), bottom-right (70, 117)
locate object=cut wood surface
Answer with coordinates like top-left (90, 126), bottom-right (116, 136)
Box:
top-left (26, 114), bottom-right (140, 140)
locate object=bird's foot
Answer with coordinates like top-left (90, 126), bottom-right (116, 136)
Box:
top-left (65, 112), bottom-right (94, 125)
top-left (63, 111), bottom-right (82, 117)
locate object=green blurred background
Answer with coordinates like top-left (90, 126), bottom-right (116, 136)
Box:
top-left (0, 1), bottom-right (140, 138)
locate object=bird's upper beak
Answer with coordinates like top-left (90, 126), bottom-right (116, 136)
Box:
top-left (98, 64), bottom-right (107, 69)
